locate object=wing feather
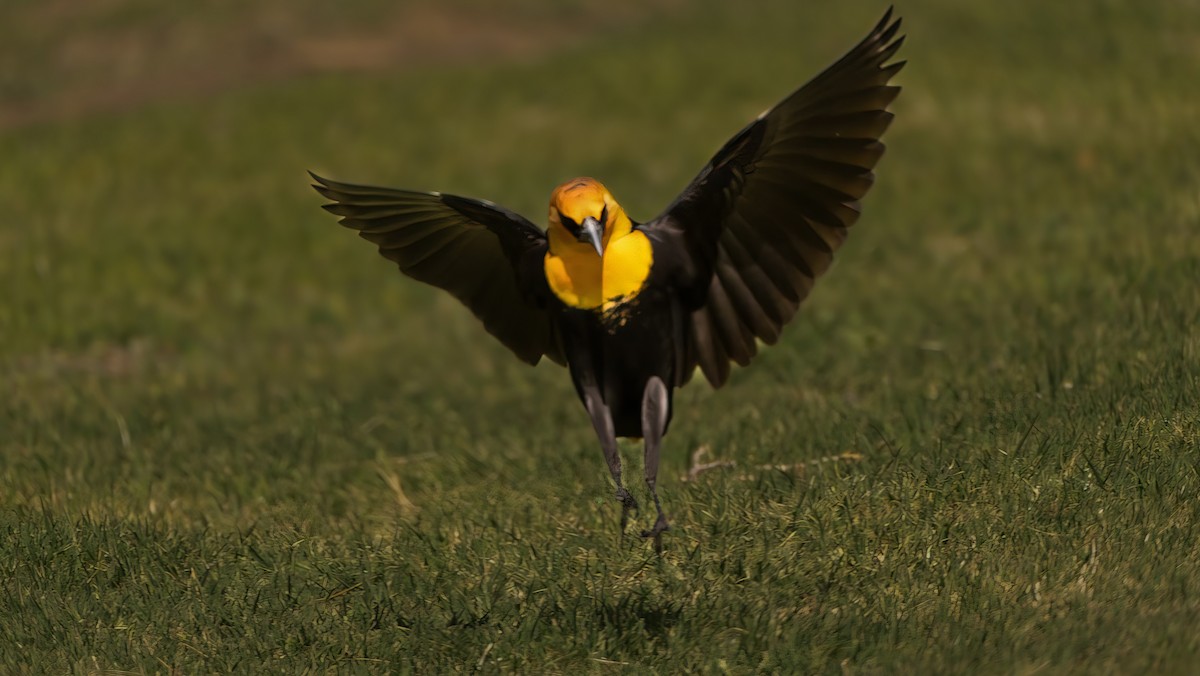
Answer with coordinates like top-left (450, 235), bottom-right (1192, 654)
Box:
top-left (311, 172), bottom-right (563, 366)
top-left (642, 8), bottom-right (905, 387)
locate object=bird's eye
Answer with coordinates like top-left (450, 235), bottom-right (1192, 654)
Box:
top-left (560, 214), bottom-right (579, 231)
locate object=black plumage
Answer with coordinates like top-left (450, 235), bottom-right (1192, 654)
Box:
top-left (312, 9), bottom-right (905, 551)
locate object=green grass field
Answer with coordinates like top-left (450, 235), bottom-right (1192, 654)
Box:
top-left (3, 1), bottom-right (1200, 672)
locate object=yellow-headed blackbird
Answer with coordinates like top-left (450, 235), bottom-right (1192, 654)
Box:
top-left (313, 9), bottom-right (904, 550)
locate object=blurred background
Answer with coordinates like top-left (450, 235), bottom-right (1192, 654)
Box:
top-left (2, 0), bottom-right (1199, 671)
top-left (1, 0), bottom-right (689, 129)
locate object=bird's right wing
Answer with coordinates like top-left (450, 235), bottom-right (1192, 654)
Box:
top-left (642, 9), bottom-right (905, 387)
top-left (311, 172), bottom-right (564, 366)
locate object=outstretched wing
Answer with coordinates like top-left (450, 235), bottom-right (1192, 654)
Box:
top-left (311, 172), bottom-right (563, 366)
top-left (643, 8), bottom-right (905, 387)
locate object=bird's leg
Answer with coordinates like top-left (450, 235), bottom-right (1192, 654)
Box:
top-left (584, 390), bottom-right (638, 534)
top-left (640, 376), bottom-right (671, 554)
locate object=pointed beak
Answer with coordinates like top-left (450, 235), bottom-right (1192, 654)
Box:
top-left (579, 216), bottom-right (604, 256)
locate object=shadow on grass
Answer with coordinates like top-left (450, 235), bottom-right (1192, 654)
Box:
top-left (595, 593), bottom-right (683, 640)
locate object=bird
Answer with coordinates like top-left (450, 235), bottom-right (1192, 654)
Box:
top-left (312, 9), bottom-right (904, 552)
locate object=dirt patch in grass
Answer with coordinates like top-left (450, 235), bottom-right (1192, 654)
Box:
top-left (0, 0), bottom-right (683, 129)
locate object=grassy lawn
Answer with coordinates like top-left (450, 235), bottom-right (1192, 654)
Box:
top-left (3, 0), bottom-right (1199, 672)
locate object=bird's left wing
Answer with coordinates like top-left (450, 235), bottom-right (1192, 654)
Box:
top-left (641, 9), bottom-right (905, 387)
top-left (311, 172), bottom-right (564, 366)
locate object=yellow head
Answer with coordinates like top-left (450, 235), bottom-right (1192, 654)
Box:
top-left (542, 177), bottom-right (652, 310)
top-left (547, 177), bottom-right (632, 256)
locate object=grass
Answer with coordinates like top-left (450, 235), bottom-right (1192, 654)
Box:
top-left (3, 0), bottom-right (1200, 672)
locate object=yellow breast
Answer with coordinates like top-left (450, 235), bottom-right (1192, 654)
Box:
top-left (544, 230), bottom-right (653, 312)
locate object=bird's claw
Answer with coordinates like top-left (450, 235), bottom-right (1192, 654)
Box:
top-left (639, 514), bottom-right (670, 540)
top-left (616, 487), bottom-right (639, 538)
top-left (615, 487), bottom-right (639, 512)
top-left (640, 515), bottom-right (670, 555)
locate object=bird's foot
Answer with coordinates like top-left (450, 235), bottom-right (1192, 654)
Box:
top-left (616, 486), bottom-right (639, 511)
top-left (616, 487), bottom-right (639, 537)
top-left (640, 514), bottom-right (670, 555)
